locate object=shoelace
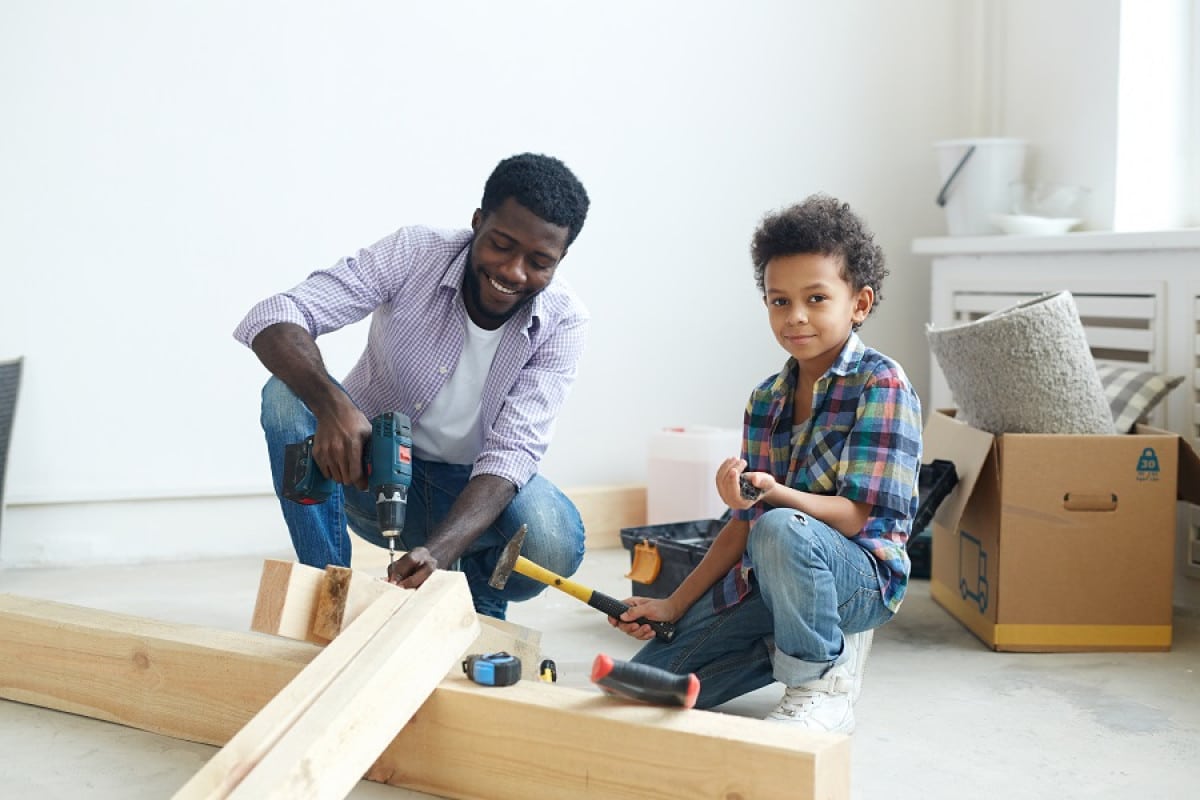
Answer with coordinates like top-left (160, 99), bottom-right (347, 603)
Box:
top-left (777, 688), bottom-right (826, 716)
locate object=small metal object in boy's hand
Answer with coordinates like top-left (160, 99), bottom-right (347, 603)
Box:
top-left (739, 474), bottom-right (764, 502)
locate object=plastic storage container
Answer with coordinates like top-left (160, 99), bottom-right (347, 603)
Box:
top-left (620, 516), bottom-right (726, 599)
top-left (907, 459), bottom-right (959, 579)
top-left (647, 426), bottom-right (740, 524)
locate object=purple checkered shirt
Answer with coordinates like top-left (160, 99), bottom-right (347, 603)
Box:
top-left (233, 225), bottom-right (589, 488)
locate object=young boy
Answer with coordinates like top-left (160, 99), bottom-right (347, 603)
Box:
top-left (614, 194), bottom-right (922, 733)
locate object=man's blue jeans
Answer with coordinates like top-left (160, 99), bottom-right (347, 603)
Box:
top-left (631, 507), bottom-right (896, 709)
top-left (259, 377), bottom-right (585, 619)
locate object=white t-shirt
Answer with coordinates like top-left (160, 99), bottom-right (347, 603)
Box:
top-left (411, 314), bottom-right (506, 465)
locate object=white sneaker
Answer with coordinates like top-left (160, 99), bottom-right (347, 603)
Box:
top-left (845, 629), bottom-right (873, 705)
top-left (766, 629), bottom-right (873, 734)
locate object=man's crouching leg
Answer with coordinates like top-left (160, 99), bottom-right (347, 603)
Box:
top-left (461, 475), bottom-right (586, 620)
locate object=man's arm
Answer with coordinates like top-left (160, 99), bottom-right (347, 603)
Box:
top-left (388, 473), bottom-right (516, 588)
top-left (251, 322), bottom-right (372, 489)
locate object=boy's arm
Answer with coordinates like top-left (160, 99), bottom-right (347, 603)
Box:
top-left (721, 459), bottom-right (871, 539)
top-left (615, 518), bottom-right (749, 634)
top-left (754, 484), bottom-right (870, 538)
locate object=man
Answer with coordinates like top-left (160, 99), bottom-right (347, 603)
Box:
top-left (234, 153), bottom-right (591, 619)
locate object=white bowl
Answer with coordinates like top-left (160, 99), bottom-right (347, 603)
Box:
top-left (991, 214), bottom-right (1081, 236)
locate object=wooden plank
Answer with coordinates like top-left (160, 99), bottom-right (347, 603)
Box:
top-left (252, 559), bottom-right (542, 678)
top-left (312, 565), bottom-right (354, 641)
top-left (0, 594), bottom-right (849, 800)
top-left (176, 570), bottom-right (478, 800)
top-left (568, 484), bottom-right (646, 550)
top-left (251, 558), bottom-right (330, 645)
top-left (174, 583), bottom-right (416, 798)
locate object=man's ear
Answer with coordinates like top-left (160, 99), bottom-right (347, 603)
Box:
top-left (470, 209), bottom-right (483, 232)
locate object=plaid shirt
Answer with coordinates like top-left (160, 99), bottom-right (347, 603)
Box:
top-left (234, 225), bottom-right (589, 488)
top-left (716, 332), bottom-right (922, 613)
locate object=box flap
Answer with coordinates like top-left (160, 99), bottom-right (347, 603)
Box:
top-left (1135, 423), bottom-right (1200, 505)
top-left (922, 410), bottom-right (995, 532)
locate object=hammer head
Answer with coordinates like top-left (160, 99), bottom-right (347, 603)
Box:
top-left (488, 524), bottom-right (527, 590)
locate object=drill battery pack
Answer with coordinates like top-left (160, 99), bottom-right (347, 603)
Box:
top-left (282, 436), bottom-right (334, 504)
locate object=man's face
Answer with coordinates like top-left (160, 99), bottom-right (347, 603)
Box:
top-left (463, 197), bottom-right (570, 330)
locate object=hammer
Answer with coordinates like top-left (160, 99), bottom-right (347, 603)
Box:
top-left (489, 525), bottom-right (676, 642)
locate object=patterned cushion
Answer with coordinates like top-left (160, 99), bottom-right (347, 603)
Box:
top-left (1095, 363), bottom-right (1184, 433)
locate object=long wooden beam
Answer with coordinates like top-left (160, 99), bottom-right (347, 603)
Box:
top-left (175, 570), bottom-right (477, 799)
top-left (0, 593), bottom-right (849, 799)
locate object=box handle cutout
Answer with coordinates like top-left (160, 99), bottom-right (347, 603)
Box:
top-left (1062, 492), bottom-right (1118, 512)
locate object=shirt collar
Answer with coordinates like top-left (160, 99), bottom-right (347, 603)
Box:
top-left (766, 331), bottom-right (865, 405)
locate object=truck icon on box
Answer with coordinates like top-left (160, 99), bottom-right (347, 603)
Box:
top-left (958, 530), bottom-right (988, 614)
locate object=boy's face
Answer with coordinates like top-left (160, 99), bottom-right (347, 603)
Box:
top-left (762, 252), bottom-right (874, 373)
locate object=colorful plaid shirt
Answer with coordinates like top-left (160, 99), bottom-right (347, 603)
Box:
top-left (716, 332), bottom-right (923, 613)
top-left (234, 225), bottom-right (589, 488)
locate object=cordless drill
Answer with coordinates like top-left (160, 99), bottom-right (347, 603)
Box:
top-left (282, 411), bottom-right (414, 565)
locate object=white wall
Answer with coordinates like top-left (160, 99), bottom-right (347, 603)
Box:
top-left (989, 0), bottom-right (1123, 231)
top-left (0, 1), bottom-right (970, 564)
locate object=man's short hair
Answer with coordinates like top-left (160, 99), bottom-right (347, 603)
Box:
top-left (481, 153), bottom-right (590, 247)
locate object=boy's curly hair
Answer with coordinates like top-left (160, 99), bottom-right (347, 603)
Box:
top-left (750, 194), bottom-right (887, 327)
top-left (481, 153), bottom-right (590, 247)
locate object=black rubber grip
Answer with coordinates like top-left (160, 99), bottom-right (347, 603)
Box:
top-left (592, 654), bottom-right (699, 708)
top-left (588, 591), bottom-right (676, 642)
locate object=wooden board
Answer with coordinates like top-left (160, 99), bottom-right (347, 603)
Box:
top-left (175, 570), bottom-right (477, 799)
top-left (0, 593), bottom-right (849, 800)
top-left (568, 484), bottom-right (647, 550)
top-left (252, 559), bottom-right (542, 678)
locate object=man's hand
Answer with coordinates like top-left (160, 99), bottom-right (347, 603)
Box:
top-left (387, 546), bottom-right (440, 589)
top-left (312, 400), bottom-right (372, 489)
top-left (608, 596), bottom-right (680, 641)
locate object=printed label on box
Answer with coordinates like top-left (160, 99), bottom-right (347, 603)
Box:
top-left (1137, 447), bottom-right (1160, 481)
top-left (958, 529), bottom-right (989, 615)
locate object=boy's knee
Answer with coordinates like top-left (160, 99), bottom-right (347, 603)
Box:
top-left (749, 508), bottom-right (818, 561)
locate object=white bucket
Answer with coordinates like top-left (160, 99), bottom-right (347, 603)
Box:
top-left (646, 426), bottom-right (740, 524)
top-left (934, 138), bottom-right (1026, 235)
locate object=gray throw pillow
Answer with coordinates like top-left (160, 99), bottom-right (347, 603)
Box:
top-left (1095, 363), bottom-right (1184, 433)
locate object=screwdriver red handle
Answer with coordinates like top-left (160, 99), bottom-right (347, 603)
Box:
top-left (591, 654), bottom-right (700, 708)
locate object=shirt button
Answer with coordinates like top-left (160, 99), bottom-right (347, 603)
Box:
top-left (438, 366), bottom-right (448, 375)
top-left (415, 401), bottom-right (424, 410)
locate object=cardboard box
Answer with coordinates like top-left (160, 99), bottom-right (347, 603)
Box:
top-left (924, 409), bottom-right (1200, 652)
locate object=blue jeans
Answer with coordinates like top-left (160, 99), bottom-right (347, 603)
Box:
top-left (631, 507), bottom-right (896, 709)
top-left (259, 377), bottom-right (586, 619)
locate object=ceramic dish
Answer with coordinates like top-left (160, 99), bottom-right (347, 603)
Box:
top-left (991, 214), bottom-right (1081, 236)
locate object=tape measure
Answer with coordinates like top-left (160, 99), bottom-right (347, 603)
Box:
top-left (462, 651), bottom-right (521, 686)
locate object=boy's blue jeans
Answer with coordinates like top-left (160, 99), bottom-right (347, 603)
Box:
top-left (259, 377), bottom-right (585, 619)
top-left (631, 507), bottom-right (896, 709)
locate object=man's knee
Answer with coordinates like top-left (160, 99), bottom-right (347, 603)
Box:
top-left (510, 481), bottom-right (585, 577)
top-left (260, 377), bottom-right (312, 437)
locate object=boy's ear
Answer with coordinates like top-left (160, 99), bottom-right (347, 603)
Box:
top-left (852, 286), bottom-right (875, 323)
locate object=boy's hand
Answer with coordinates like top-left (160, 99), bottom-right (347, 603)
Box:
top-left (609, 596), bottom-right (678, 641)
top-left (716, 458), bottom-right (775, 509)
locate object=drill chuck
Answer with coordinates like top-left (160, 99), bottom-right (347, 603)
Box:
top-left (376, 484), bottom-right (409, 538)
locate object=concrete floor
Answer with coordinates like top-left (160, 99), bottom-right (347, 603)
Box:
top-left (1, 544), bottom-right (1198, 800)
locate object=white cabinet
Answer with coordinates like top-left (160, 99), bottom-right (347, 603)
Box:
top-left (914, 229), bottom-right (1200, 588)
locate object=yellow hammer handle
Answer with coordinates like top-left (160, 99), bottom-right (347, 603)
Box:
top-left (512, 556), bottom-right (593, 604)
